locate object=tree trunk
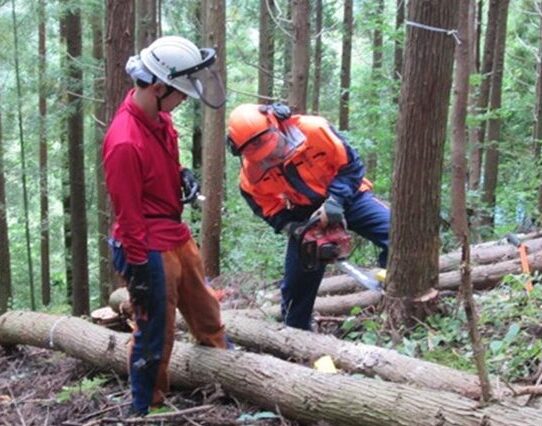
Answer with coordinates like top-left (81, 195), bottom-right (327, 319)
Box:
top-left (338, 0), bottom-right (353, 130)
top-left (92, 9), bottom-right (111, 307)
top-left (258, 0), bottom-right (275, 103)
top-left (38, 0), bottom-right (50, 307)
top-left (480, 0), bottom-right (510, 230)
top-left (59, 6), bottom-right (73, 304)
top-left (469, 0), bottom-right (500, 193)
top-left (534, 1), bottom-right (542, 219)
top-left (66, 7), bottom-right (90, 316)
top-left (105, 0), bottom-right (135, 124)
top-left (288, 0), bottom-right (310, 113)
top-left (0, 109), bottom-right (11, 315)
top-left (311, 0), bottom-right (323, 114)
top-left (201, 0), bottom-right (226, 278)
top-left (1, 311), bottom-right (541, 426)
top-left (11, 0), bottom-right (35, 310)
top-left (393, 0), bottom-right (405, 82)
top-left (385, 0), bottom-right (458, 327)
top-left (135, 0), bottom-right (157, 51)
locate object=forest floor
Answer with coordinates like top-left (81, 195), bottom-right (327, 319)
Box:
top-left (0, 345), bottom-right (304, 426)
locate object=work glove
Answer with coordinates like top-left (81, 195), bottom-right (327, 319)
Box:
top-left (128, 263), bottom-right (151, 313)
top-left (180, 168), bottom-right (200, 204)
top-left (310, 197), bottom-right (345, 227)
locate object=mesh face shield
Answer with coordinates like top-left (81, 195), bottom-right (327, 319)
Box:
top-left (242, 125), bottom-right (306, 183)
top-left (168, 48), bottom-right (226, 109)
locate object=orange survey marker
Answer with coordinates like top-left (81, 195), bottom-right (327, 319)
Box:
top-left (506, 233), bottom-right (534, 292)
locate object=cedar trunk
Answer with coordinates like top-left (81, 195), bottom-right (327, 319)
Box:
top-left (201, 0), bottom-right (226, 278)
top-left (258, 0), bottom-right (275, 103)
top-left (288, 0), bottom-right (310, 113)
top-left (0, 109), bottom-right (11, 315)
top-left (385, 0), bottom-right (458, 326)
top-left (338, 0), bottom-right (353, 130)
top-left (1, 311), bottom-right (541, 426)
top-left (311, 0), bottom-right (323, 113)
top-left (39, 0), bottom-right (50, 307)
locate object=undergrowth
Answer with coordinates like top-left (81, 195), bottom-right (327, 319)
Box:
top-left (342, 272), bottom-right (542, 382)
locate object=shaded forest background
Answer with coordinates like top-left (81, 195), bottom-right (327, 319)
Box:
top-left (0, 0), bottom-right (540, 316)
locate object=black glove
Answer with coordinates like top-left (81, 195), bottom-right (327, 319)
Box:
top-left (180, 168), bottom-right (200, 204)
top-left (310, 197), bottom-right (345, 227)
top-left (128, 263), bottom-right (151, 312)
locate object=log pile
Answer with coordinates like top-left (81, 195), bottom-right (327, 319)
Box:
top-left (3, 233), bottom-right (542, 423)
top-left (1, 311), bottom-right (542, 426)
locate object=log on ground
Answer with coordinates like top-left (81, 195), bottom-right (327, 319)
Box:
top-left (0, 311), bottom-right (540, 426)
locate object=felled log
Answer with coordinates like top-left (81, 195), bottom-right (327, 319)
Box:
top-left (1, 311), bottom-right (540, 426)
top-left (219, 310), bottom-right (491, 399)
top-left (439, 237), bottom-right (542, 272)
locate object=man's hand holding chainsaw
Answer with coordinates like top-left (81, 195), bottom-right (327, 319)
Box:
top-left (310, 196), bottom-right (346, 228)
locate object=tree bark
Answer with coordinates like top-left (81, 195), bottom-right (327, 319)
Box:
top-left (468, 0), bottom-right (500, 192)
top-left (201, 0), bottom-right (226, 278)
top-left (311, 0), bottom-right (323, 114)
top-left (135, 0), bottom-right (157, 51)
top-left (0, 108), bottom-right (11, 315)
top-left (66, 7), bottom-right (90, 316)
top-left (288, 0), bottom-right (310, 113)
top-left (480, 0), bottom-right (510, 230)
top-left (1, 311), bottom-right (541, 426)
top-left (385, 0), bottom-right (458, 327)
top-left (338, 0), bottom-right (353, 130)
top-left (258, 0), bottom-right (275, 103)
top-left (38, 0), bottom-right (50, 307)
top-left (393, 0), bottom-right (405, 82)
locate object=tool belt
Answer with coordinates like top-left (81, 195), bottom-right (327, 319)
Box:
top-left (144, 213), bottom-right (182, 223)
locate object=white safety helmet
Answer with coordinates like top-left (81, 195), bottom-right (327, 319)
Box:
top-left (139, 36), bottom-right (226, 109)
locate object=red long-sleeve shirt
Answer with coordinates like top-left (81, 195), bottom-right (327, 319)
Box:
top-left (103, 90), bottom-right (190, 263)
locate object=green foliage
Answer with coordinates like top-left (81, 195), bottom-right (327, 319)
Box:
top-left (56, 376), bottom-right (108, 403)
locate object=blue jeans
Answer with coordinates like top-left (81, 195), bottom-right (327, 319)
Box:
top-left (280, 191), bottom-right (390, 330)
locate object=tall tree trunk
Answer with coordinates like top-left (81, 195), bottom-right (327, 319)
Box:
top-left (11, 0), bottom-right (35, 310)
top-left (0, 109), bottom-right (11, 315)
top-left (468, 0), bottom-right (499, 192)
top-left (366, 0), bottom-right (385, 180)
top-left (135, 0), bottom-right (157, 51)
top-left (451, 0), bottom-right (492, 403)
top-left (534, 1), bottom-right (542, 219)
top-left (201, 0), bottom-right (226, 278)
top-left (311, 0), bottom-right (323, 114)
top-left (66, 8), bottom-right (90, 316)
top-left (92, 9), bottom-right (111, 307)
top-left (338, 0), bottom-right (353, 131)
top-left (288, 0), bottom-right (310, 113)
top-left (258, 0), bottom-right (275, 103)
top-left (280, 1), bottom-right (292, 101)
top-left (59, 4), bottom-right (73, 305)
top-left (384, 0), bottom-right (458, 328)
top-left (105, 0), bottom-right (135, 124)
top-left (480, 0), bottom-right (510, 230)
top-left (38, 0), bottom-right (50, 307)
top-left (393, 0), bottom-right (405, 82)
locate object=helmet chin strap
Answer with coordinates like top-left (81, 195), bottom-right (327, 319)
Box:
top-left (155, 85), bottom-right (176, 112)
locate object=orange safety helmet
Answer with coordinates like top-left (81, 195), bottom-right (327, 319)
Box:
top-left (226, 104), bottom-right (279, 156)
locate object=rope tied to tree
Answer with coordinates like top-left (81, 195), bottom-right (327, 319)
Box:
top-left (48, 315), bottom-right (70, 349)
top-left (405, 20), bottom-right (461, 45)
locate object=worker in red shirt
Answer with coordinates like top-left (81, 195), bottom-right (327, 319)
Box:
top-left (226, 103), bottom-right (390, 331)
top-left (103, 36), bottom-right (227, 416)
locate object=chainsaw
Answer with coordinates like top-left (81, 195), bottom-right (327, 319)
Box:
top-left (298, 219), bottom-right (385, 293)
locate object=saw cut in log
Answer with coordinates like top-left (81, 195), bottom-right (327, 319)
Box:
top-left (439, 237), bottom-right (542, 272)
top-left (1, 311), bottom-right (541, 426)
